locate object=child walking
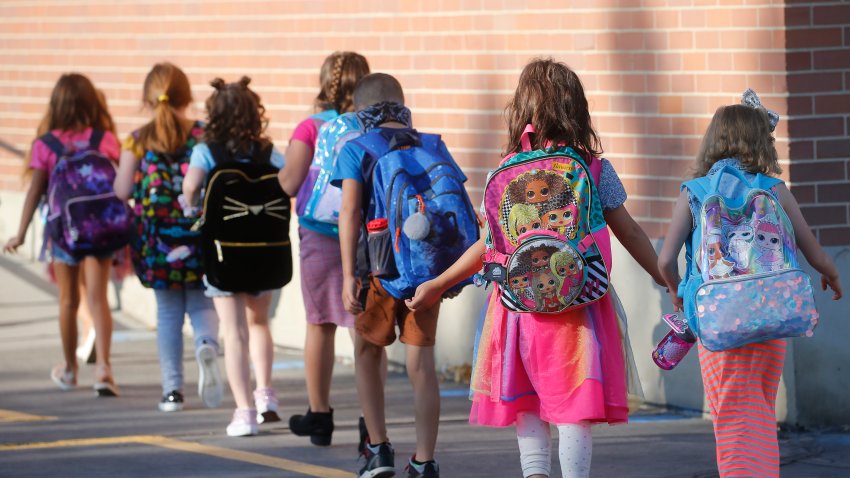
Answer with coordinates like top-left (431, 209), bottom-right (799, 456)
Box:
top-left (182, 77), bottom-right (285, 437)
top-left (277, 51), bottom-right (374, 446)
top-left (113, 62), bottom-right (223, 412)
top-left (407, 58), bottom-right (665, 478)
top-left (657, 94), bottom-right (843, 477)
top-left (334, 73), bottom-right (447, 478)
top-left (3, 73), bottom-right (123, 396)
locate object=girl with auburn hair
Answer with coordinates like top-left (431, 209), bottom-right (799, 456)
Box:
top-left (407, 58), bottom-right (665, 478)
top-left (183, 76), bottom-right (286, 437)
top-left (659, 95), bottom-right (842, 477)
top-left (4, 73), bottom-right (122, 396)
top-left (277, 51), bottom-right (374, 448)
top-left (114, 62), bottom-right (223, 413)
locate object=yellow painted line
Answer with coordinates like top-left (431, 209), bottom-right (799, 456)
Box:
top-left (136, 436), bottom-right (355, 478)
top-left (0, 435), bottom-right (141, 451)
top-left (0, 408), bottom-right (57, 423)
top-left (0, 434), bottom-right (354, 478)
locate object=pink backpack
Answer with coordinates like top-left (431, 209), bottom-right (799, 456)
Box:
top-left (480, 125), bottom-right (612, 314)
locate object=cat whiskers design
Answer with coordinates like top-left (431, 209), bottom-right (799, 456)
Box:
top-left (222, 197), bottom-right (289, 221)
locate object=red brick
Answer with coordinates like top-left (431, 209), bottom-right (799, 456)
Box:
top-left (787, 96), bottom-right (813, 115)
top-left (816, 138), bottom-right (850, 159)
top-left (819, 227), bottom-right (850, 246)
top-left (800, 205), bottom-right (848, 226)
top-left (812, 4), bottom-right (850, 25)
top-left (785, 6), bottom-right (812, 27)
top-left (790, 161), bottom-right (847, 182)
top-left (785, 52), bottom-right (812, 72)
top-left (787, 72), bottom-right (843, 93)
top-left (786, 28), bottom-right (843, 49)
top-left (790, 184), bottom-right (817, 204)
top-left (813, 49), bottom-right (850, 70)
top-left (818, 183), bottom-right (850, 203)
top-left (788, 118), bottom-right (845, 138)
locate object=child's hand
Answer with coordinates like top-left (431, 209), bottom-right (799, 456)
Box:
top-left (3, 236), bottom-right (23, 254)
top-left (342, 275), bottom-right (364, 315)
top-left (406, 280), bottom-right (442, 311)
top-left (667, 288), bottom-right (683, 312)
top-left (821, 273), bottom-right (843, 300)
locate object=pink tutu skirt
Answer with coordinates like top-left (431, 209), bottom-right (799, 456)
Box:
top-left (469, 290), bottom-right (629, 427)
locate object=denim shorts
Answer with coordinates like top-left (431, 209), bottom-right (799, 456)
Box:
top-left (51, 244), bottom-right (113, 266)
top-left (202, 275), bottom-right (270, 299)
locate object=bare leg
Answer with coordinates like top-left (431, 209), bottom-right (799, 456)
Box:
top-left (54, 262), bottom-right (81, 372)
top-left (354, 333), bottom-right (388, 444)
top-left (81, 256), bottom-right (114, 382)
top-left (246, 292), bottom-right (274, 390)
top-left (305, 323), bottom-right (336, 412)
top-left (406, 344), bottom-right (439, 462)
top-left (349, 327), bottom-right (387, 388)
top-left (214, 294), bottom-right (253, 409)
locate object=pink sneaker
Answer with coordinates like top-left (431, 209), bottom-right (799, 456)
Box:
top-left (254, 388), bottom-right (280, 424)
top-left (226, 408), bottom-right (258, 437)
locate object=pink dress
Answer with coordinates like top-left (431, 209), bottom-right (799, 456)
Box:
top-left (470, 156), bottom-right (630, 427)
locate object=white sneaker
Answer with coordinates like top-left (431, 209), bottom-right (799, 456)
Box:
top-left (76, 329), bottom-right (96, 364)
top-left (226, 408), bottom-right (258, 437)
top-left (254, 387), bottom-right (280, 424)
top-left (196, 342), bottom-right (223, 408)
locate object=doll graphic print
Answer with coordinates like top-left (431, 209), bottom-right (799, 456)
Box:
top-left (699, 191), bottom-right (795, 280)
top-left (483, 148), bottom-right (611, 314)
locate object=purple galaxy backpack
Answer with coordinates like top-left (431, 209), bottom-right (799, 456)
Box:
top-left (42, 130), bottom-right (132, 258)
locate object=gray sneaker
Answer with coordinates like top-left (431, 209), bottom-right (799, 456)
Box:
top-left (359, 442), bottom-right (395, 478)
top-left (196, 342), bottom-right (222, 408)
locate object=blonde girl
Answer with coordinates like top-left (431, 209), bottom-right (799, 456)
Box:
top-left (114, 62), bottom-right (223, 413)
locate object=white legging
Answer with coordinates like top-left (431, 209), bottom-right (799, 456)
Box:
top-left (516, 411), bottom-right (592, 478)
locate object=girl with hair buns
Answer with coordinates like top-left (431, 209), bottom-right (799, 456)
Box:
top-left (277, 51), bottom-right (373, 447)
top-left (183, 76), bottom-right (286, 437)
top-left (114, 62), bottom-right (223, 413)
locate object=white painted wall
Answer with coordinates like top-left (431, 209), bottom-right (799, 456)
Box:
top-left (2, 189), bottom-right (846, 426)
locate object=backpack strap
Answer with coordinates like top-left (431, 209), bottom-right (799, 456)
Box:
top-left (39, 133), bottom-right (65, 157)
top-left (89, 129), bottom-right (104, 150)
top-left (207, 142), bottom-right (233, 165)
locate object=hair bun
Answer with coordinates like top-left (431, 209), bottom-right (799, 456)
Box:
top-left (238, 76), bottom-right (252, 88)
top-left (210, 78), bottom-right (226, 90)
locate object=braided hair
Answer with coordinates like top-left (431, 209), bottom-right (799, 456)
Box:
top-left (315, 51), bottom-right (370, 114)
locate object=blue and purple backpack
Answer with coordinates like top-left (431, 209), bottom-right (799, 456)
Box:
top-left (42, 130), bottom-right (132, 259)
top-left (680, 161), bottom-right (819, 351)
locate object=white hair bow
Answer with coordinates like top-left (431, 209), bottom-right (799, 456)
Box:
top-left (741, 88), bottom-right (779, 132)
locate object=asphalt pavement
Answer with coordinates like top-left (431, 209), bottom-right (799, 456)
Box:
top-left (1, 254), bottom-right (848, 478)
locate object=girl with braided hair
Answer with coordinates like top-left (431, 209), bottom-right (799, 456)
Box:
top-left (277, 52), bottom-right (372, 447)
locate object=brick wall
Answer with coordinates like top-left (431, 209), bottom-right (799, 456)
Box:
top-left (1, 0), bottom-right (847, 242)
top-left (784, 1), bottom-right (850, 246)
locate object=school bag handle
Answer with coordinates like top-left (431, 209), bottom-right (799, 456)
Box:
top-left (520, 124), bottom-right (536, 152)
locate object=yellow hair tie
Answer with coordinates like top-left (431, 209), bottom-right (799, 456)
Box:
top-left (158, 94), bottom-right (169, 103)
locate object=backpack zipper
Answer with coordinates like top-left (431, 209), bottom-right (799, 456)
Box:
top-left (198, 169), bottom-right (281, 228)
top-left (214, 239), bottom-right (291, 262)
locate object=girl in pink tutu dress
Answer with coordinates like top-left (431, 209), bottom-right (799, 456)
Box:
top-left (406, 58), bottom-right (665, 478)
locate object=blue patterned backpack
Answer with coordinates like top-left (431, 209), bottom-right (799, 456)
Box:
top-left (295, 111), bottom-right (364, 235)
top-left (680, 161), bottom-right (819, 351)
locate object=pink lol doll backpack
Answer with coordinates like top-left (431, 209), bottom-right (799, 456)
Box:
top-left (679, 161), bottom-right (819, 351)
top-left (480, 125), bottom-right (611, 314)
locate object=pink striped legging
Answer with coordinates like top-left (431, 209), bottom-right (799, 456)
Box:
top-left (699, 339), bottom-right (786, 478)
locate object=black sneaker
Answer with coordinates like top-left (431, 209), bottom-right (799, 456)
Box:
top-left (405, 457), bottom-right (439, 478)
top-left (357, 416), bottom-right (369, 454)
top-left (358, 441), bottom-right (395, 478)
top-left (158, 390), bottom-right (184, 412)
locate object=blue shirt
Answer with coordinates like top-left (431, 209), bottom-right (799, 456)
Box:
top-left (189, 143), bottom-right (285, 173)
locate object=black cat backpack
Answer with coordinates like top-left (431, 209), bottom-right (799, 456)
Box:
top-left (196, 143), bottom-right (292, 292)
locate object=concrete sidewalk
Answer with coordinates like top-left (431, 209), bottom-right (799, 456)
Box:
top-left (0, 254), bottom-right (848, 478)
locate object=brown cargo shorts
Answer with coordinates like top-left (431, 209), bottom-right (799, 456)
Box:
top-left (355, 276), bottom-right (440, 347)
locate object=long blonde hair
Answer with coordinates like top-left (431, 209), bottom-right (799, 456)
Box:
top-left (136, 62), bottom-right (193, 153)
top-left (694, 104), bottom-right (780, 177)
top-left (314, 52), bottom-right (370, 114)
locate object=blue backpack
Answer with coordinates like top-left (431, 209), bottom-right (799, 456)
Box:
top-left (679, 161), bottom-right (818, 351)
top-left (295, 111), bottom-right (364, 235)
top-left (353, 128), bottom-right (479, 299)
